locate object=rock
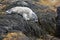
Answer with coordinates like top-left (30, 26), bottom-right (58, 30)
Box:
top-left (55, 7), bottom-right (60, 38)
top-left (3, 32), bottom-right (31, 40)
top-left (0, 14), bottom-right (42, 40)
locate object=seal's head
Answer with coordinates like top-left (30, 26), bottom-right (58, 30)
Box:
top-left (6, 10), bottom-right (11, 14)
top-left (6, 7), bottom-right (17, 14)
top-left (6, 9), bottom-right (13, 14)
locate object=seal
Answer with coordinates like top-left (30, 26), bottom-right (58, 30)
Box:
top-left (6, 6), bottom-right (38, 22)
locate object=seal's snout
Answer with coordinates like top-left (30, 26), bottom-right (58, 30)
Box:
top-left (5, 10), bottom-right (12, 14)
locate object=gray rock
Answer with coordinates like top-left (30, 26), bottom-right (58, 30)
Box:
top-left (0, 14), bottom-right (42, 40)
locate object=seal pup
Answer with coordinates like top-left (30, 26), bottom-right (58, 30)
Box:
top-left (6, 6), bottom-right (38, 22)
